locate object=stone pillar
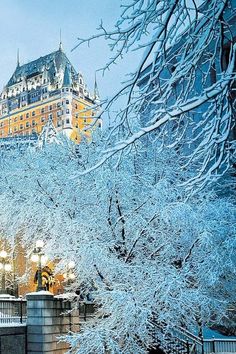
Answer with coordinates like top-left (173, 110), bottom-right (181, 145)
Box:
top-left (26, 292), bottom-right (79, 354)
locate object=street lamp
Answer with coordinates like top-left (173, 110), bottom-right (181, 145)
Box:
top-left (63, 261), bottom-right (76, 286)
top-left (31, 240), bottom-right (48, 291)
top-left (0, 250), bottom-right (12, 293)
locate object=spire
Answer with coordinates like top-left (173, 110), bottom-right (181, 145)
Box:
top-left (59, 29), bottom-right (63, 51)
top-left (16, 48), bottom-right (20, 67)
top-left (94, 72), bottom-right (100, 101)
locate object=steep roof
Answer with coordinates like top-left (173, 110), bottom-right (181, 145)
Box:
top-left (7, 49), bottom-right (76, 87)
top-left (62, 63), bottom-right (72, 87)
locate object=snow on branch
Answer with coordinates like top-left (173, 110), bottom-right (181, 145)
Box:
top-left (75, 0), bottom-right (235, 190)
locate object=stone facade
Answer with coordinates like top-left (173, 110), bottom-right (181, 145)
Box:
top-left (0, 325), bottom-right (26, 354)
top-left (0, 45), bottom-right (100, 144)
top-left (26, 292), bottom-right (79, 354)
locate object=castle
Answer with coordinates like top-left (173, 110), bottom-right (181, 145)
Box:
top-left (0, 42), bottom-right (100, 144)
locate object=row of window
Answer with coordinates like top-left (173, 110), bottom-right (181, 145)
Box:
top-left (10, 105), bottom-right (68, 122)
top-left (0, 112), bottom-right (87, 128)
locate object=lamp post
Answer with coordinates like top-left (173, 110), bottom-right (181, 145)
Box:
top-left (0, 250), bottom-right (12, 293)
top-left (63, 261), bottom-right (76, 287)
top-left (31, 240), bottom-right (48, 292)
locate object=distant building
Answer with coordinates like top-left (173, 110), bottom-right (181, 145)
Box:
top-left (0, 43), bottom-right (100, 144)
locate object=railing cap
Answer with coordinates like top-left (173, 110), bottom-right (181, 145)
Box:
top-left (26, 290), bottom-right (54, 300)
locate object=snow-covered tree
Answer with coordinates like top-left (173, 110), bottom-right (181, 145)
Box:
top-left (0, 3), bottom-right (235, 351)
top-left (0, 135), bottom-right (235, 353)
top-left (76, 0), bottom-right (236, 190)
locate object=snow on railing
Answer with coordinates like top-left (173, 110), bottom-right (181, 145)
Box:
top-left (0, 298), bottom-right (27, 325)
top-left (170, 326), bottom-right (236, 354)
top-left (203, 338), bottom-right (236, 353)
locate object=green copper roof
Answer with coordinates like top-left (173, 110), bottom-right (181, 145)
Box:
top-left (7, 49), bottom-right (76, 87)
top-left (62, 63), bottom-right (72, 87)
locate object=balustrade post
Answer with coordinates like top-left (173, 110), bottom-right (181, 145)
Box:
top-left (20, 298), bottom-right (23, 324)
top-left (201, 335), bottom-right (204, 354)
top-left (212, 336), bottom-right (216, 353)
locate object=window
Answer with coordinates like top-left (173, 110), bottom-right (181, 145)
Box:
top-left (66, 88), bottom-right (69, 92)
top-left (41, 117), bottom-right (45, 122)
top-left (32, 120), bottom-right (36, 127)
top-left (32, 111), bottom-right (35, 116)
top-left (75, 103), bottom-right (78, 109)
top-left (0, 122), bottom-right (4, 127)
top-left (66, 119), bottom-right (70, 124)
top-left (20, 124), bottom-right (23, 130)
top-left (57, 111), bottom-right (61, 117)
top-left (26, 113), bottom-right (29, 118)
top-left (83, 118), bottom-right (87, 123)
top-left (14, 126), bottom-right (18, 132)
top-left (26, 122), bottom-right (30, 128)
top-left (66, 109), bottom-right (70, 114)
top-left (48, 113), bottom-right (53, 120)
top-left (66, 100), bottom-right (69, 104)
top-left (14, 117), bottom-right (18, 122)
top-left (49, 105), bottom-right (52, 111)
top-left (20, 115), bottom-right (23, 120)
top-left (41, 108), bottom-right (45, 113)
top-left (75, 123), bottom-right (78, 128)
top-left (57, 102), bottom-right (61, 108)
top-left (75, 113), bottom-right (79, 118)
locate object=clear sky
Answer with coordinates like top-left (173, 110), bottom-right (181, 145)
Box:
top-left (0, 0), bottom-right (137, 102)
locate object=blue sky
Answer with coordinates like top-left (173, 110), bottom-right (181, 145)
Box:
top-left (0, 0), bottom-right (136, 101)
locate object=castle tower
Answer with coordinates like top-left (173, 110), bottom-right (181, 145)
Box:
top-left (0, 47), bottom-right (101, 144)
